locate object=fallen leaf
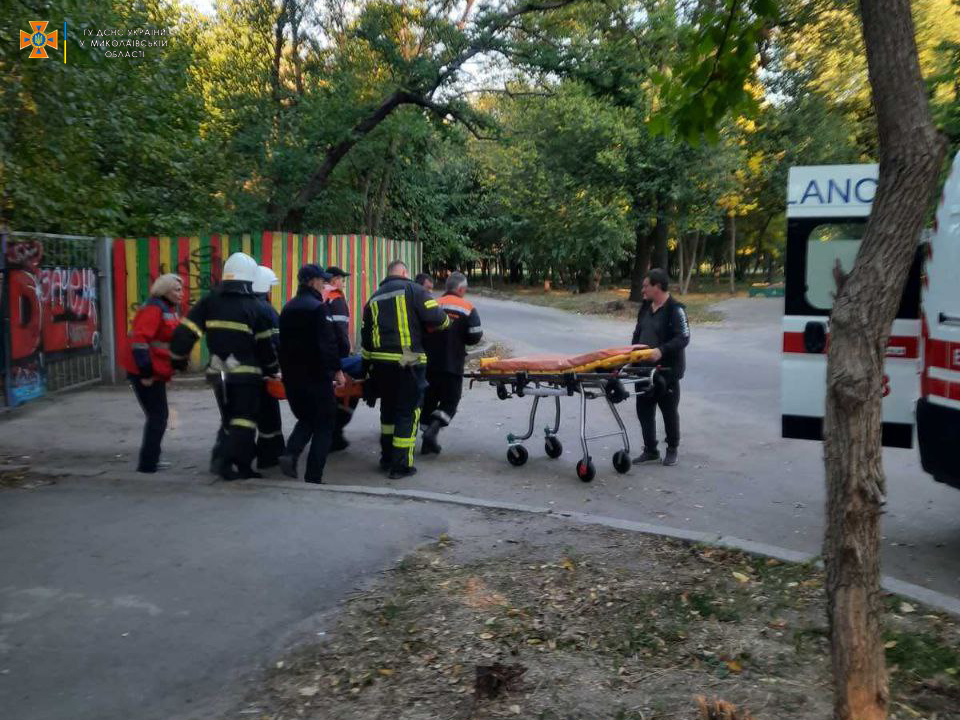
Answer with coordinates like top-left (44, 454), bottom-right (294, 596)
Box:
top-left (509, 705), bottom-right (521, 715)
top-left (732, 571), bottom-right (750, 583)
top-left (899, 602), bottom-right (916, 614)
top-left (725, 660), bottom-right (743, 673)
top-left (378, 669), bottom-right (394, 676)
top-left (560, 558), bottom-right (576, 571)
top-left (298, 686), bottom-right (319, 697)
top-left (884, 641), bottom-right (898, 649)
top-left (479, 632), bottom-right (495, 640)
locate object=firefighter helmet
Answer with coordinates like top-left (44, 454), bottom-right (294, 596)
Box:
top-left (222, 252), bottom-right (258, 283)
top-left (252, 265), bottom-right (279, 294)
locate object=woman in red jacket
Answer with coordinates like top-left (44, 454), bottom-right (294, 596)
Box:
top-left (120, 274), bottom-right (184, 473)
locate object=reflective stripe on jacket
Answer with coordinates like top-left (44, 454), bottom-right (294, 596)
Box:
top-left (169, 281), bottom-right (280, 383)
top-left (120, 297), bottom-right (180, 380)
top-left (361, 276), bottom-right (450, 366)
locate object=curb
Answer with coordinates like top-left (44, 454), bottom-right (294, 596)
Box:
top-left (242, 478), bottom-right (960, 618)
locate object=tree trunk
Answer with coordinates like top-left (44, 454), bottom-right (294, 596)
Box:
top-left (823, 2), bottom-right (946, 720)
top-left (681, 230), bottom-right (700, 295)
top-left (629, 222), bottom-right (652, 301)
top-left (727, 214), bottom-right (736, 294)
top-left (653, 208), bottom-right (668, 270)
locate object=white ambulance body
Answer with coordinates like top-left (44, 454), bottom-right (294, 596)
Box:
top-left (917, 151), bottom-right (960, 488)
top-left (781, 163), bottom-right (921, 450)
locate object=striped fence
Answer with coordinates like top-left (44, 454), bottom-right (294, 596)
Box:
top-left (112, 232), bottom-right (421, 372)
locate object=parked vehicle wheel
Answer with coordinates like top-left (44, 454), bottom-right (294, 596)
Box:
top-left (507, 445), bottom-right (528, 466)
top-left (545, 436), bottom-right (563, 459)
top-left (576, 459), bottom-right (596, 483)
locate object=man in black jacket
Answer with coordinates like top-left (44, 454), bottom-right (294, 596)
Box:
top-left (361, 260), bottom-right (450, 478)
top-left (630, 268), bottom-right (690, 466)
top-left (277, 265), bottom-right (349, 484)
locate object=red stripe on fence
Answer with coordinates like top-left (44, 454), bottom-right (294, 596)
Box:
top-left (148, 236), bottom-right (159, 283)
top-left (177, 238), bottom-right (190, 311)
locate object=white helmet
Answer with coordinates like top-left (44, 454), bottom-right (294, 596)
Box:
top-left (222, 252), bottom-right (258, 283)
top-left (253, 265), bottom-right (279, 294)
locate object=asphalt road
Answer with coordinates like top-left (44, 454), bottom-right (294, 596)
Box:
top-left (0, 479), bottom-right (473, 720)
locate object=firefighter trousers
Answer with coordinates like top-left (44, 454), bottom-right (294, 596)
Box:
top-left (256, 390), bottom-right (285, 468)
top-left (211, 379), bottom-right (261, 475)
top-left (423, 370), bottom-right (463, 429)
top-left (371, 363), bottom-right (426, 470)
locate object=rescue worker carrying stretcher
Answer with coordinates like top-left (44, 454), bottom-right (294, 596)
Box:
top-left (361, 259), bottom-right (450, 478)
top-left (170, 252), bottom-right (281, 481)
top-left (252, 265), bottom-right (284, 469)
top-left (323, 266), bottom-right (355, 451)
top-left (421, 272), bottom-right (483, 455)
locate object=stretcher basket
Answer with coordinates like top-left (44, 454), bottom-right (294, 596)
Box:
top-left (466, 346), bottom-right (664, 482)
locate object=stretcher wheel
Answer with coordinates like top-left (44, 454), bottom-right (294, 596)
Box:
top-left (496, 384), bottom-right (510, 400)
top-left (612, 450), bottom-right (631, 474)
top-left (544, 436), bottom-right (563, 459)
top-left (507, 445), bottom-right (528, 466)
top-left (576, 459), bottom-right (596, 483)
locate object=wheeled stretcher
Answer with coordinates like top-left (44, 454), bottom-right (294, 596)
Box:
top-left (467, 346), bottom-right (663, 482)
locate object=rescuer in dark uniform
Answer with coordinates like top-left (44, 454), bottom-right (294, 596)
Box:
top-left (323, 265), bottom-right (355, 451)
top-left (630, 268), bottom-right (690, 467)
top-left (277, 265), bottom-right (349, 484)
top-left (252, 265), bottom-right (284, 469)
top-left (361, 259), bottom-right (450, 478)
top-left (421, 272), bottom-right (483, 456)
top-left (170, 252), bottom-right (281, 481)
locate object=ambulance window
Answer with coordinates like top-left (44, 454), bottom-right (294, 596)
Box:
top-left (805, 222), bottom-right (866, 309)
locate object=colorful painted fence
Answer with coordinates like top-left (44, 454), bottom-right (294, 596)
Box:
top-left (112, 232), bottom-right (421, 371)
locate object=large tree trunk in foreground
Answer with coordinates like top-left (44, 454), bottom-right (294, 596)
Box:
top-left (824, 2), bottom-right (946, 719)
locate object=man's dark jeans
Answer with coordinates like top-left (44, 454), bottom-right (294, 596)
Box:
top-left (284, 381), bottom-right (336, 482)
top-left (636, 381), bottom-right (680, 452)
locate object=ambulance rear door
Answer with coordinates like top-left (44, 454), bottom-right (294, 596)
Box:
top-left (782, 164), bottom-right (922, 448)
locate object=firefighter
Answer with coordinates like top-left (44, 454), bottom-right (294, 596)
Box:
top-left (277, 265), bottom-right (349, 484)
top-left (120, 273), bottom-right (183, 473)
top-left (323, 265), bottom-right (355, 451)
top-left (170, 252), bottom-right (281, 481)
top-left (421, 272), bottom-right (483, 455)
top-left (630, 268), bottom-right (690, 467)
top-left (361, 259), bottom-right (450, 478)
top-left (252, 265), bottom-right (284, 469)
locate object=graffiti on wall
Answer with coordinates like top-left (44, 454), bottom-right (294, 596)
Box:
top-left (5, 238), bottom-right (100, 406)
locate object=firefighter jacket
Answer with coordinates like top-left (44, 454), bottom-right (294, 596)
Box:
top-left (424, 293), bottom-right (483, 375)
top-left (630, 295), bottom-right (690, 379)
top-left (361, 276), bottom-right (450, 366)
top-left (170, 281), bottom-right (280, 384)
top-left (120, 297), bottom-right (180, 381)
top-left (322, 286), bottom-right (351, 356)
top-left (278, 286), bottom-right (348, 385)
top-left (256, 295), bottom-right (281, 350)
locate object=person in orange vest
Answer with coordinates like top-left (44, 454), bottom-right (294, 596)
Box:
top-left (323, 266), bottom-right (355, 450)
top-left (120, 274), bottom-right (184, 473)
top-left (421, 272), bottom-right (483, 455)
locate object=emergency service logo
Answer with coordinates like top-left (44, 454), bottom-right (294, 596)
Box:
top-left (20, 21), bottom-right (58, 58)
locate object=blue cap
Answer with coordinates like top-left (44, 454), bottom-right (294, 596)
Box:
top-left (297, 264), bottom-right (330, 284)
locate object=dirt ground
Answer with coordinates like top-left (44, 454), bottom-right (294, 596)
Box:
top-left (226, 516), bottom-right (960, 720)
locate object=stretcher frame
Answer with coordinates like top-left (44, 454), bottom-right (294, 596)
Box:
top-left (467, 365), bottom-right (662, 482)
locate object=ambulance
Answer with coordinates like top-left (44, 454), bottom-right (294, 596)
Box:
top-left (781, 151), bottom-right (960, 489)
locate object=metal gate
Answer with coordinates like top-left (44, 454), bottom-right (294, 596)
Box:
top-left (1, 231), bottom-right (107, 407)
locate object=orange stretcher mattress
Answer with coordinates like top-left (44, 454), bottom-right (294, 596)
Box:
top-left (478, 345), bottom-right (656, 374)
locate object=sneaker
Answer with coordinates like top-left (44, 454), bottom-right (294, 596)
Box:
top-left (278, 454), bottom-right (298, 480)
top-left (330, 434), bottom-right (349, 452)
top-left (632, 449), bottom-right (661, 464)
top-left (662, 448), bottom-right (678, 466)
top-left (388, 466), bottom-right (418, 480)
top-left (156, 461), bottom-right (172, 471)
top-left (303, 476), bottom-right (323, 484)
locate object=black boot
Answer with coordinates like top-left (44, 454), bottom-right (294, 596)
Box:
top-left (421, 420), bottom-right (442, 456)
